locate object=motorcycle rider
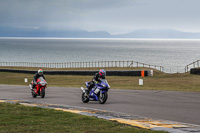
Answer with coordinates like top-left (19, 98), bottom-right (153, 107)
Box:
top-left (31, 69), bottom-right (46, 90)
top-left (87, 69), bottom-right (106, 93)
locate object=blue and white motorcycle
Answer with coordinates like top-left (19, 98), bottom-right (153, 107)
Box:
top-left (81, 79), bottom-right (110, 104)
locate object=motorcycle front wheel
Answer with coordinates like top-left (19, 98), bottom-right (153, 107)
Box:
top-left (40, 88), bottom-right (45, 98)
top-left (82, 92), bottom-right (89, 103)
top-left (98, 92), bottom-right (108, 104)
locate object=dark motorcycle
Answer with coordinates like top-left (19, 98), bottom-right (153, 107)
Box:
top-left (81, 79), bottom-right (110, 104)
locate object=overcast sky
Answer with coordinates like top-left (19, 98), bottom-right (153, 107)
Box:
top-left (0, 0), bottom-right (200, 34)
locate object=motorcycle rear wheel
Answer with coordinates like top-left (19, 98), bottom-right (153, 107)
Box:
top-left (40, 88), bottom-right (45, 98)
top-left (98, 92), bottom-right (108, 104)
top-left (82, 92), bottom-right (89, 103)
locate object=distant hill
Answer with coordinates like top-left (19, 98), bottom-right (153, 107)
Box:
top-left (113, 29), bottom-right (200, 39)
top-left (0, 26), bottom-right (111, 38)
top-left (1, 27), bottom-right (200, 39)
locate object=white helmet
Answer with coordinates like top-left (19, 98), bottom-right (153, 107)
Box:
top-left (38, 69), bottom-right (43, 75)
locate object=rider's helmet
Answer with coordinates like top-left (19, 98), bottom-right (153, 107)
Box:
top-left (38, 69), bottom-right (43, 75)
top-left (99, 69), bottom-right (106, 78)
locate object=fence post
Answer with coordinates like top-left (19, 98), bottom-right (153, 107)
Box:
top-left (131, 61), bottom-right (133, 67)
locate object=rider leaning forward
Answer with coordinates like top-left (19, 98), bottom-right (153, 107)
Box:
top-left (87, 69), bottom-right (106, 92)
top-left (31, 69), bottom-right (46, 90)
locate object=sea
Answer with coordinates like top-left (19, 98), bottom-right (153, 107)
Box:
top-left (0, 38), bottom-right (200, 73)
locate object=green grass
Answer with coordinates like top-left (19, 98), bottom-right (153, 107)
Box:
top-left (0, 67), bottom-right (200, 92)
top-left (0, 102), bottom-right (166, 133)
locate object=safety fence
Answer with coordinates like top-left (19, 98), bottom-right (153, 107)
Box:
top-left (0, 61), bottom-right (164, 72)
top-left (185, 60), bottom-right (200, 73)
top-left (0, 61), bottom-right (192, 73)
top-left (162, 66), bottom-right (186, 73)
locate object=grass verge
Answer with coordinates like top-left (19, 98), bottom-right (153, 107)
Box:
top-left (0, 67), bottom-right (200, 92)
top-left (0, 102), bottom-right (166, 133)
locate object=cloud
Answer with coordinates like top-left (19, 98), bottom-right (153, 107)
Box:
top-left (0, 0), bottom-right (200, 34)
top-left (0, 0), bottom-right (137, 25)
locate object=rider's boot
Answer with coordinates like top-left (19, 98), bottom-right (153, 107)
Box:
top-left (29, 84), bottom-right (33, 90)
top-left (30, 85), bottom-right (34, 90)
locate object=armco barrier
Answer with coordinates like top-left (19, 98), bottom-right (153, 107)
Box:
top-left (0, 69), bottom-right (152, 76)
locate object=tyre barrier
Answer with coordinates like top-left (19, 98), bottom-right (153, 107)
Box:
top-left (190, 68), bottom-right (200, 75)
top-left (0, 69), bottom-right (153, 76)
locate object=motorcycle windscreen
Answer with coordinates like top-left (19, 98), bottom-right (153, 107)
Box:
top-left (37, 77), bottom-right (47, 85)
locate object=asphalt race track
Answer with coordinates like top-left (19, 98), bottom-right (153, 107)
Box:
top-left (0, 84), bottom-right (200, 125)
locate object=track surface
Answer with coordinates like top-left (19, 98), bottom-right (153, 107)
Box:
top-left (0, 85), bottom-right (200, 125)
